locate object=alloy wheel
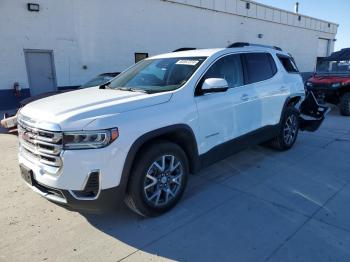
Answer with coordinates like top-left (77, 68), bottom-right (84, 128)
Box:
top-left (284, 114), bottom-right (298, 145)
top-left (143, 154), bottom-right (184, 207)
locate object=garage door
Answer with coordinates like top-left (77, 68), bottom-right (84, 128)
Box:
top-left (317, 38), bottom-right (329, 57)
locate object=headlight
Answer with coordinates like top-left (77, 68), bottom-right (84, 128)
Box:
top-left (331, 82), bottom-right (341, 88)
top-left (63, 128), bottom-right (119, 149)
top-left (306, 82), bottom-right (313, 87)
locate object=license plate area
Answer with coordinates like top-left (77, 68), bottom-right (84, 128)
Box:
top-left (20, 164), bottom-right (33, 185)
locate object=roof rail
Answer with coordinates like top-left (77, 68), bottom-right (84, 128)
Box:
top-left (227, 42), bottom-right (250, 48)
top-left (173, 47), bottom-right (196, 52)
top-left (227, 42), bottom-right (283, 51)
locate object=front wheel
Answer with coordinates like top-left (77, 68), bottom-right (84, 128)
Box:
top-left (269, 106), bottom-right (299, 151)
top-left (125, 141), bottom-right (189, 217)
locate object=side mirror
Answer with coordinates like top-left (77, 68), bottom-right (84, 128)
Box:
top-left (201, 78), bottom-right (228, 94)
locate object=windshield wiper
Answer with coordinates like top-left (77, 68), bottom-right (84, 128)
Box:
top-left (115, 87), bottom-right (149, 94)
top-left (99, 81), bottom-right (112, 89)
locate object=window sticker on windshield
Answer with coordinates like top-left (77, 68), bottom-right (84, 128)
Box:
top-left (176, 60), bottom-right (199, 66)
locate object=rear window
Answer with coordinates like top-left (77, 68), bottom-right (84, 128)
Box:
top-left (244, 53), bottom-right (277, 84)
top-left (277, 55), bottom-right (299, 73)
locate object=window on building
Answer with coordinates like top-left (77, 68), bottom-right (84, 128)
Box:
top-left (243, 53), bottom-right (277, 84)
top-left (135, 53), bottom-right (149, 63)
top-left (200, 54), bottom-right (243, 89)
top-left (277, 55), bottom-right (299, 73)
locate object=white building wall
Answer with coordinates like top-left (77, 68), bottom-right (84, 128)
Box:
top-left (0, 0), bottom-right (338, 102)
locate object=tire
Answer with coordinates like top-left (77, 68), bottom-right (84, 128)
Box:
top-left (124, 141), bottom-right (189, 217)
top-left (339, 93), bottom-right (350, 116)
top-left (269, 106), bottom-right (299, 151)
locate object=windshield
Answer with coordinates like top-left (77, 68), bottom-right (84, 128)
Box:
top-left (107, 57), bottom-right (206, 93)
top-left (80, 75), bottom-right (116, 88)
top-left (316, 60), bottom-right (350, 75)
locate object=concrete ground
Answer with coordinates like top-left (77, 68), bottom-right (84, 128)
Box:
top-left (1, 109), bottom-right (350, 262)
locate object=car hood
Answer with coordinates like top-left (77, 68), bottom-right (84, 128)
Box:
top-left (20, 89), bottom-right (75, 106)
top-left (20, 87), bottom-right (172, 130)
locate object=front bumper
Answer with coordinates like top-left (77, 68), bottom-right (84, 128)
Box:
top-left (308, 86), bottom-right (335, 94)
top-left (21, 170), bottom-right (125, 212)
top-left (16, 113), bottom-right (130, 212)
top-left (306, 86), bottom-right (339, 104)
top-left (18, 138), bottom-right (127, 190)
top-left (62, 186), bottom-right (124, 212)
top-left (18, 139), bottom-right (128, 212)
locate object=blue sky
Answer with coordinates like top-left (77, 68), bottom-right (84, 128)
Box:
top-left (255, 0), bottom-right (349, 51)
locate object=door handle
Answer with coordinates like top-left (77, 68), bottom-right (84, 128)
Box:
top-left (241, 94), bottom-right (249, 101)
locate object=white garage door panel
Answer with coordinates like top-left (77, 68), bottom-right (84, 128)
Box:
top-left (317, 39), bottom-right (329, 57)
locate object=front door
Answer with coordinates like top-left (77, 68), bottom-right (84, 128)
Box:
top-left (195, 54), bottom-right (253, 154)
top-left (24, 50), bottom-right (56, 96)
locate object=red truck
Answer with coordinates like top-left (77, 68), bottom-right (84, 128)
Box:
top-left (305, 48), bottom-right (350, 116)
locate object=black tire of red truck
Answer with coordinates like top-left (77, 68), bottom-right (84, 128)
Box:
top-left (339, 93), bottom-right (350, 116)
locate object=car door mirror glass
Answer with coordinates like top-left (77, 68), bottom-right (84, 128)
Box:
top-left (201, 78), bottom-right (228, 94)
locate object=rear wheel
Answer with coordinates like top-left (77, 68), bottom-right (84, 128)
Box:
top-left (339, 93), bottom-right (350, 116)
top-left (125, 141), bottom-right (189, 217)
top-left (269, 106), bottom-right (299, 150)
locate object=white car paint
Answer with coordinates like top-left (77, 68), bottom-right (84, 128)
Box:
top-left (20, 86), bottom-right (173, 131)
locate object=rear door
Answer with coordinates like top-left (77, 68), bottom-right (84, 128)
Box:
top-left (242, 52), bottom-right (288, 127)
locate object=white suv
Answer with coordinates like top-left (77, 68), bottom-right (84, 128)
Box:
top-left (17, 43), bottom-right (326, 216)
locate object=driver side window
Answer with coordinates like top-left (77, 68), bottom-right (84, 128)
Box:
top-left (201, 54), bottom-right (243, 88)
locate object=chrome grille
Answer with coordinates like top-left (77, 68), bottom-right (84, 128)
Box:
top-left (18, 116), bottom-right (63, 168)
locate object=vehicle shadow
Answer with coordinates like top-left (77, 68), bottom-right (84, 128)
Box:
top-left (79, 146), bottom-right (285, 261)
top-left (80, 193), bottom-right (203, 260)
top-left (79, 136), bottom-right (345, 261)
top-left (80, 171), bottom-right (225, 260)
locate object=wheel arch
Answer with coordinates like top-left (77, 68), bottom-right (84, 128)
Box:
top-left (279, 95), bottom-right (302, 125)
top-left (118, 124), bottom-right (200, 194)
